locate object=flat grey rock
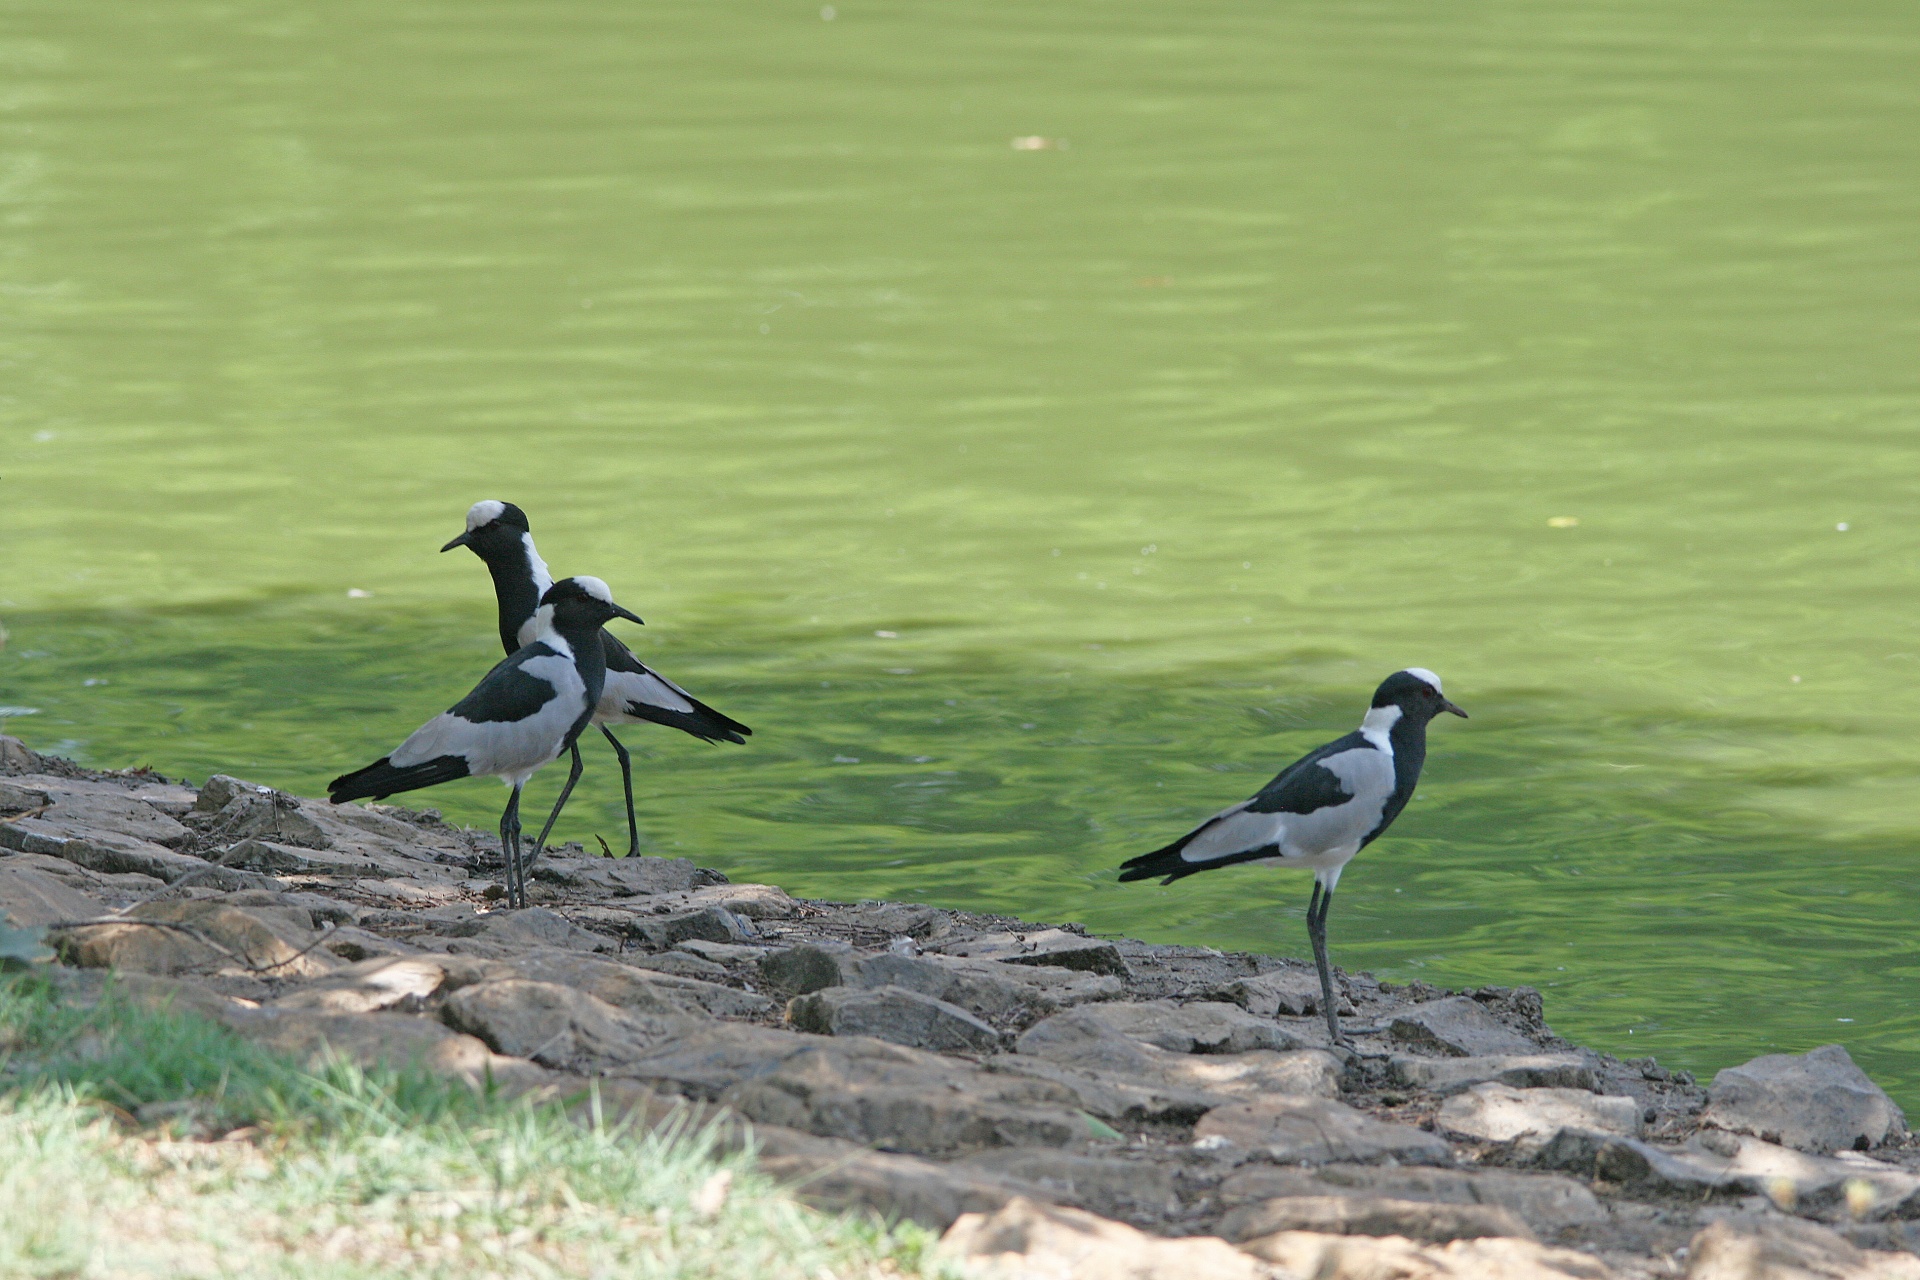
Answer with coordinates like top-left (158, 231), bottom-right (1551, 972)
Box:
top-left (1062, 999), bottom-right (1305, 1054)
top-left (273, 956), bottom-right (451, 1014)
top-left (1389, 1053), bottom-right (1598, 1096)
top-left (788, 984), bottom-right (1006, 1054)
top-left (1684, 1214), bottom-right (1920, 1280)
top-left (953, 1148), bottom-right (1182, 1222)
top-left (1217, 1193), bottom-right (1532, 1245)
top-left (936, 929), bottom-right (1128, 976)
top-left (1437, 1083), bottom-right (1641, 1145)
top-left (1210, 966), bottom-right (1351, 1017)
top-left (0, 859), bottom-right (108, 926)
top-left (0, 818), bottom-right (271, 888)
top-left (222, 838), bottom-right (446, 880)
top-left (1703, 1043), bottom-right (1907, 1154)
top-left (489, 946), bottom-right (778, 1021)
top-left (980, 1054), bottom-right (1227, 1124)
top-left (760, 945), bottom-right (1125, 1024)
top-left (531, 854), bottom-right (707, 896)
top-left (717, 1036), bottom-right (1098, 1155)
top-left (1218, 1163), bottom-right (1606, 1232)
top-left (675, 938), bottom-right (771, 964)
top-left (1390, 996), bottom-right (1537, 1058)
top-left (440, 978), bottom-right (697, 1070)
top-left (440, 906), bottom-right (611, 952)
top-left (1193, 1095), bottom-right (1453, 1165)
top-left (1530, 1128), bottom-right (1920, 1218)
top-left (1015, 1006), bottom-right (1341, 1100)
top-left (623, 949), bottom-right (730, 980)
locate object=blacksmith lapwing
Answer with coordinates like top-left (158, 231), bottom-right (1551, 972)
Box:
top-left (1118, 668), bottom-right (1466, 1046)
top-left (328, 576), bottom-right (644, 908)
top-left (442, 500), bottom-right (751, 855)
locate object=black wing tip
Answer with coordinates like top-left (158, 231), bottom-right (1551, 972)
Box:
top-left (328, 755), bottom-right (468, 803)
top-left (1117, 842), bottom-right (1200, 886)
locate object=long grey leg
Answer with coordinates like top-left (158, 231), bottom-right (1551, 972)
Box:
top-left (528, 742), bottom-right (586, 883)
top-left (600, 725), bottom-right (639, 856)
top-left (501, 784), bottom-right (525, 909)
top-left (1307, 881), bottom-right (1347, 1047)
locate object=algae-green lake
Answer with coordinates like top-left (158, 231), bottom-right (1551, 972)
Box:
top-left (4, 0), bottom-right (1920, 1102)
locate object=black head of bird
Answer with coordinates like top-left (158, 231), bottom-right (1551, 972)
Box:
top-left (1372, 667), bottom-right (1468, 723)
top-left (541, 575), bottom-right (643, 630)
top-left (440, 499), bottom-right (532, 556)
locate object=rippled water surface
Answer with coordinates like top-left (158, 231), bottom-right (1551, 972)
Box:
top-left (5, 0), bottom-right (1920, 1100)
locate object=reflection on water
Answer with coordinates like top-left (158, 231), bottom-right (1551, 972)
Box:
top-left (5, 0), bottom-right (1920, 1102)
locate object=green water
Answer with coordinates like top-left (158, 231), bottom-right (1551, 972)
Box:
top-left (5, 0), bottom-right (1920, 1101)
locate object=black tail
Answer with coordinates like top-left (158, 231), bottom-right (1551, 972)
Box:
top-left (624, 692), bottom-right (753, 745)
top-left (328, 754), bottom-right (470, 803)
top-left (1117, 835), bottom-right (1203, 886)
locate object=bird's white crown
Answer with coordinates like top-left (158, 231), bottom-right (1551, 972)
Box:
top-left (573, 575), bottom-right (615, 604)
top-left (1403, 667), bottom-right (1443, 693)
top-left (465, 499), bottom-right (508, 531)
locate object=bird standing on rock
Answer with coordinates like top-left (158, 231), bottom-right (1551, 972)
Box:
top-left (1118, 668), bottom-right (1466, 1046)
top-left (328, 576), bottom-right (645, 908)
top-left (442, 500), bottom-right (752, 856)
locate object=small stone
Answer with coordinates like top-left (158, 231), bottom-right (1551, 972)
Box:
top-left (628, 905), bottom-right (753, 948)
top-left (1390, 996), bottom-right (1537, 1058)
top-left (0, 734), bottom-right (49, 772)
top-left (1702, 1044), bottom-right (1907, 1154)
top-left (788, 985), bottom-right (1006, 1054)
top-left (194, 774), bottom-right (274, 812)
top-left (1437, 1083), bottom-right (1641, 1145)
top-left (1192, 1095), bottom-right (1452, 1166)
top-left (200, 791), bottom-right (332, 850)
top-left (759, 941), bottom-right (859, 994)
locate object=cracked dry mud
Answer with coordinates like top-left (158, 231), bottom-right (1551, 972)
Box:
top-left (4, 734), bottom-right (1917, 1280)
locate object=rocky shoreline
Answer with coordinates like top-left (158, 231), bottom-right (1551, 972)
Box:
top-left (2, 733), bottom-right (1916, 1280)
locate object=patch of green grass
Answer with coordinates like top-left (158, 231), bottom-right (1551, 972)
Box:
top-left (0, 974), bottom-right (957, 1279)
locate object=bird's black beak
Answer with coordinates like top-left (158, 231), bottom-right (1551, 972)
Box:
top-left (611, 604), bottom-right (645, 626)
top-left (1441, 699), bottom-right (1468, 719)
top-left (440, 532), bottom-right (472, 553)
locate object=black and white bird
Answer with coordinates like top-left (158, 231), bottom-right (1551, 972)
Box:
top-left (1118, 668), bottom-right (1466, 1045)
top-left (328, 576), bottom-right (645, 909)
top-left (441, 500), bottom-right (751, 855)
